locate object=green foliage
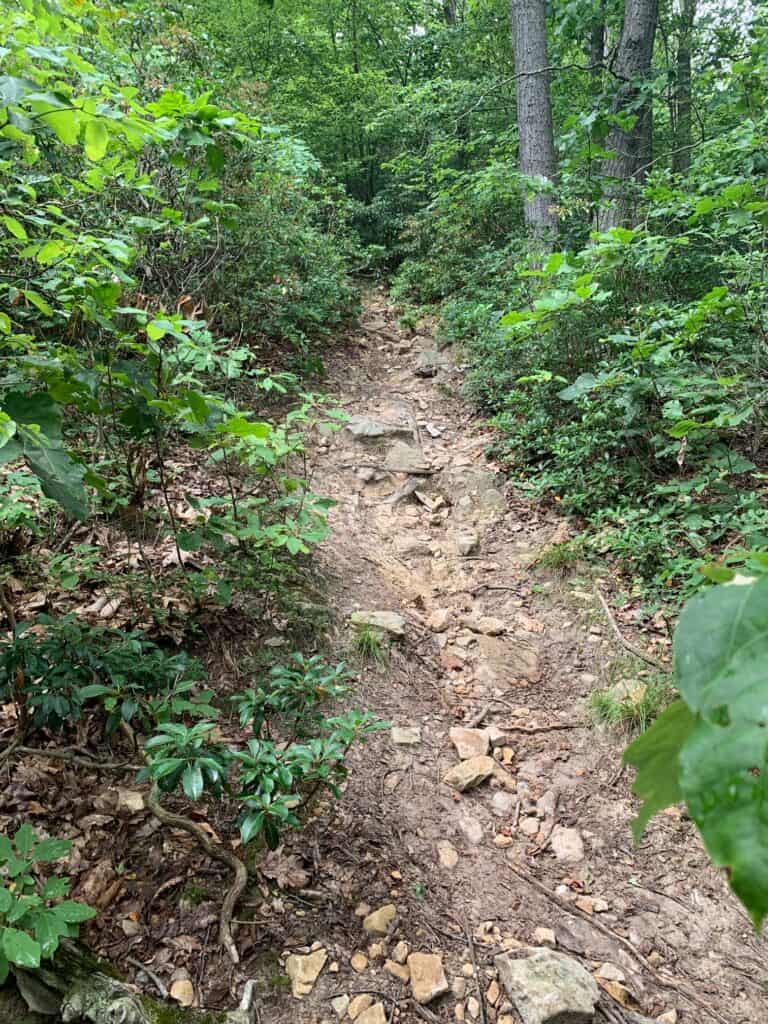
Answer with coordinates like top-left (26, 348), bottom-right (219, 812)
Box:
top-left (625, 574), bottom-right (768, 928)
top-left (354, 624), bottom-right (388, 664)
top-left (0, 826), bottom-right (95, 980)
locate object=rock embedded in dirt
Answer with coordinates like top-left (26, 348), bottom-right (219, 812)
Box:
top-left (415, 349), bottom-right (449, 377)
top-left (595, 963), bottom-right (625, 983)
top-left (357, 1004), bottom-right (388, 1024)
top-left (449, 726), bottom-right (491, 759)
top-left (332, 995), bottom-right (350, 1019)
top-left (363, 903), bottom-right (397, 936)
top-left (169, 978), bottom-right (195, 1007)
top-left (285, 948), bottom-right (327, 999)
top-left (384, 959), bottom-right (410, 983)
top-left (455, 529), bottom-right (480, 556)
top-left (345, 415), bottom-right (412, 442)
top-left (349, 994), bottom-right (374, 1019)
top-left (391, 725), bottom-right (421, 745)
top-left (476, 634), bottom-right (541, 686)
top-left (462, 615), bottom-right (506, 636)
top-left (487, 725), bottom-right (508, 748)
top-left (384, 440), bottom-right (431, 474)
top-left (408, 952), bottom-right (449, 1004)
top-left (458, 811), bottom-right (484, 845)
top-left (351, 609), bottom-right (406, 636)
top-left (351, 952), bottom-right (369, 973)
top-left (656, 1012), bottom-right (678, 1024)
top-left (427, 607), bottom-right (452, 632)
top-left (437, 839), bottom-right (459, 868)
top-left (495, 948), bottom-right (599, 1024)
top-left (519, 817), bottom-right (540, 837)
top-left (550, 826), bottom-right (585, 863)
top-left (392, 940), bottom-right (410, 964)
top-left (443, 755), bottom-right (497, 792)
top-left (491, 791), bottom-right (516, 817)
top-left (467, 996), bottom-right (481, 1019)
top-left (532, 928), bottom-right (556, 947)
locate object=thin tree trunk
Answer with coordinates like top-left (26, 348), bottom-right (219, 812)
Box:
top-left (510, 0), bottom-right (558, 239)
top-left (443, 0), bottom-right (457, 26)
top-left (597, 0), bottom-right (659, 229)
top-left (672, 0), bottom-right (696, 174)
top-left (588, 0), bottom-right (606, 94)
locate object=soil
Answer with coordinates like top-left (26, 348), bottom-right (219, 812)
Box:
top-left (3, 290), bottom-right (765, 1024)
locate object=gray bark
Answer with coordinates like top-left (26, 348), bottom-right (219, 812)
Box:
top-left (672, 0), bottom-right (696, 174)
top-left (588, 0), bottom-right (606, 94)
top-left (597, 0), bottom-right (659, 229)
top-left (443, 0), bottom-right (457, 26)
top-left (510, 0), bottom-right (558, 238)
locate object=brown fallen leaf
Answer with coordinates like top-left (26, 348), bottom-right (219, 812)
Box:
top-left (597, 978), bottom-right (641, 1010)
top-left (260, 847), bottom-right (310, 890)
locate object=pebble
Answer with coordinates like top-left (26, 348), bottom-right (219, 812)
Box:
top-left (331, 995), bottom-right (350, 1019)
top-left (285, 949), bottom-right (327, 999)
top-left (384, 959), bottom-right (410, 983)
top-left (494, 834), bottom-right (514, 848)
top-left (458, 812), bottom-right (484, 845)
top-left (657, 1013), bottom-right (678, 1024)
top-left (519, 816), bottom-right (539, 837)
top-left (450, 726), bottom-right (491, 760)
top-left (443, 755), bottom-right (496, 792)
top-left (487, 980), bottom-right (500, 1005)
top-left (550, 826), bottom-right (585, 863)
top-left (532, 927), bottom-right (556, 947)
top-left (427, 608), bottom-right (452, 632)
top-left (363, 904), bottom-right (396, 936)
top-left (492, 791), bottom-right (516, 817)
top-left (467, 996), bottom-right (481, 1019)
top-left (351, 952), bottom-right (368, 972)
top-left (391, 725), bottom-right (421, 745)
top-left (349, 994), bottom-right (374, 1019)
top-left (452, 978), bottom-right (468, 999)
top-left (596, 963), bottom-right (625, 982)
top-left (357, 1003), bottom-right (387, 1024)
top-left (437, 839), bottom-right (459, 868)
top-left (392, 939), bottom-right (409, 964)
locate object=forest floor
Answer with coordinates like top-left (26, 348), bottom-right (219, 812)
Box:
top-left (256, 290), bottom-right (767, 1024)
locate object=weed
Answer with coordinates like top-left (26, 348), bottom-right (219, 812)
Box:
top-left (590, 673), bottom-right (676, 734)
top-left (355, 624), bottom-right (388, 664)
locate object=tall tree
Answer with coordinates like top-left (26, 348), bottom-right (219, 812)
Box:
top-left (510, 0), bottom-right (558, 237)
top-left (598, 0), bottom-right (659, 228)
top-left (672, 0), bottom-right (696, 174)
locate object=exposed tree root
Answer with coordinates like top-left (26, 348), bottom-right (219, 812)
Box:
top-left (146, 784), bottom-right (248, 964)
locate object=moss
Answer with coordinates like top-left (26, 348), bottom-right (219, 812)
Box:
top-left (141, 997), bottom-right (228, 1024)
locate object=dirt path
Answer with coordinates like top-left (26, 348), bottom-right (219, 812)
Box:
top-left (265, 291), bottom-right (766, 1024)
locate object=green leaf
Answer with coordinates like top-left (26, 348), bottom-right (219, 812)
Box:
top-left (84, 118), bottom-right (109, 161)
top-left (2, 927), bottom-right (41, 969)
top-left (0, 952), bottom-right (8, 986)
top-left (1, 215), bottom-right (27, 240)
top-left (54, 900), bottom-right (96, 924)
top-left (0, 412), bottom-right (17, 448)
top-left (14, 824), bottom-right (36, 857)
top-left (25, 444), bottom-right (89, 521)
top-left (32, 838), bottom-right (71, 863)
top-left (623, 700), bottom-right (696, 840)
top-left (182, 762), bottom-right (204, 801)
top-left (31, 909), bottom-right (69, 958)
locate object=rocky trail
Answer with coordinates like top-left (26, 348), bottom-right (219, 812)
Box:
top-left (253, 286), bottom-right (768, 1024)
top-left (259, 291), bottom-right (765, 1024)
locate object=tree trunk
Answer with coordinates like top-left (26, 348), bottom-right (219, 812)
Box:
top-left (443, 0), bottom-right (457, 26)
top-left (588, 0), bottom-right (606, 94)
top-left (6, 942), bottom-right (255, 1024)
top-left (597, 0), bottom-right (659, 229)
top-left (672, 0), bottom-right (696, 174)
top-left (510, 0), bottom-right (558, 238)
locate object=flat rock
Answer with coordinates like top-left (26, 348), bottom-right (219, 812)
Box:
top-left (415, 349), bottom-right (450, 377)
top-left (351, 610), bottom-right (406, 636)
top-left (449, 727), bottom-right (490, 760)
top-left (427, 608), bottom-right (452, 632)
top-left (443, 755), bottom-right (496, 792)
top-left (455, 529), bottom-right (480, 556)
top-left (332, 995), bottom-right (350, 1019)
top-left (491, 791), bottom-right (516, 817)
top-left (550, 826), bottom-right (585, 863)
top-left (495, 948), bottom-right (599, 1024)
top-left (363, 903), bottom-right (397, 936)
top-left (408, 952), bottom-right (449, 1004)
top-left (476, 635), bottom-right (541, 686)
top-left (285, 949), bottom-right (327, 999)
top-left (345, 415), bottom-right (412, 442)
top-left (349, 994), bottom-right (374, 1019)
top-left (391, 725), bottom-right (421, 745)
top-left (437, 839), bottom-right (459, 868)
top-left (384, 441), bottom-right (431, 474)
top-left (458, 812), bottom-right (484, 845)
top-left (357, 1003), bottom-right (388, 1024)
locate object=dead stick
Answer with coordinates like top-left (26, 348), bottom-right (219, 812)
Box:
top-left (596, 589), bottom-right (665, 670)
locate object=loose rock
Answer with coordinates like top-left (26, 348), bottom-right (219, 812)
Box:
top-left (332, 995), bottom-right (350, 1019)
top-left (392, 940), bottom-right (410, 964)
top-left (458, 811), bottom-right (484, 845)
top-left (363, 903), bottom-right (396, 936)
top-left (495, 948), bottom-right (599, 1024)
top-left (349, 994), bottom-right (374, 1019)
top-left (550, 827), bottom-right (585, 863)
top-left (345, 415), bottom-right (412, 441)
top-left (427, 608), bottom-right (452, 632)
top-left (391, 725), bottom-right (421, 745)
top-left (384, 959), bottom-right (410, 983)
top-left (450, 726), bottom-right (491, 760)
top-left (408, 952), bottom-right (449, 1004)
top-left (455, 530), bottom-right (480, 556)
top-left (351, 610), bottom-right (405, 636)
top-left (285, 949), bottom-right (327, 999)
top-left (357, 1004), bottom-right (387, 1024)
top-left (443, 755), bottom-right (496, 792)
top-left (437, 840), bottom-right (459, 868)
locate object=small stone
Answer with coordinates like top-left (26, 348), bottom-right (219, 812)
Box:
top-left (368, 942), bottom-right (385, 960)
top-left (519, 817), bottom-right (539, 837)
top-left (437, 840), bottom-right (459, 868)
top-left (657, 1013), bottom-right (678, 1024)
top-left (121, 918), bottom-right (141, 937)
top-left (499, 1017), bottom-right (515, 1024)
top-left (492, 791), bottom-right (516, 817)
top-left (427, 608), bottom-right (452, 632)
top-left (574, 896), bottom-right (594, 915)
top-left (596, 963), bottom-right (625, 983)
top-left (592, 898), bottom-right (609, 913)
top-left (487, 726), bottom-right (508, 748)
top-left (532, 928), bottom-right (556, 947)
top-left (384, 959), bottom-right (410, 983)
top-left (455, 530), bottom-right (480, 556)
top-left (351, 610), bottom-right (405, 636)
top-left (450, 727), bottom-right (491, 760)
top-left (357, 1002), bottom-right (388, 1024)
top-left (169, 979), bottom-right (195, 1007)
top-left (384, 441), bottom-right (431, 474)
top-left (332, 995), bottom-right (350, 1019)
top-left (501, 746), bottom-right (515, 764)
top-left (494, 834), bottom-right (514, 848)
top-left (462, 964), bottom-right (474, 978)
top-left (363, 904), bottom-right (397, 936)
top-left (285, 949), bottom-right (327, 999)
top-left (355, 902), bottom-right (371, 917)
top-left (453, 978), bottom-right (468, 999)
top-left (351, 952), bottom-right (368, 973)
top-left (467, 996), bottom-right (481, 1019)
top-left (487, 980), bottom-right (500, 1005)
top-left (408, 952), bottom-right (449, 1004)
top-left (443, 755), bottom-right (496, 792)
top-left (550, 826), bottom-right (585, 863)
top-left (349, 994), bottom-right (374, 1019)
top-left (392, 725), bottom-right (421, 745)
top-left (392, 940), bottom-right (409, 964)
top-left (475, 616), bottom-right (505, 635)
top-left (455, 1004), bottom-right (466, 1022)
top-left (115, 788), bottom-right (145, 814)
top-left (495, 948), bottom-right (599, 1024)
top-left (458, 812), bottom-right (483, 845)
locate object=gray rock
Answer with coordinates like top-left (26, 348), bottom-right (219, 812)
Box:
top-left (550, 826), bottom-right (585, 863)
top-left (345, 415), bottom-right (412, 442)
top-left (491, 791), bottom-right (516, 817)
top-left (351, 610), bottom-right (406, 636)
top-left (476, 635), bottom-right (541, 686)
top-left (495, 948), bottom-right (599, 1024)
top-left (391, 725), bottom-right (421, 745)
top-left (458, 812), bottom-right (484, 845)
top-left (414, 349), bottom-right (450, 378)
top-left (449, 726), bottom-right (490, 760)
top-left (384, 441), bottom-right (431, 474)
top-left (455, 530), bottom-right (480, 556)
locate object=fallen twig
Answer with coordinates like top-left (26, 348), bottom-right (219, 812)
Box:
top-left (466, 704), bottom-right (490, 729)
top-left (455, 916), bottom-right (487, 1024)
top-left (126, 956), bottom-right (168, 1000)
top-left (147, 784), bottom-right (247, 964)
top-left (596, 589), bottom-right (665, 670)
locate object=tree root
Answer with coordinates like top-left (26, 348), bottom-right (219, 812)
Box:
top-left (147, 784), bottom-right (248, 964)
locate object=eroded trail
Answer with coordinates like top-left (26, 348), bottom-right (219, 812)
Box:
top-left (269, 293), bottom-right (765, 1024)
